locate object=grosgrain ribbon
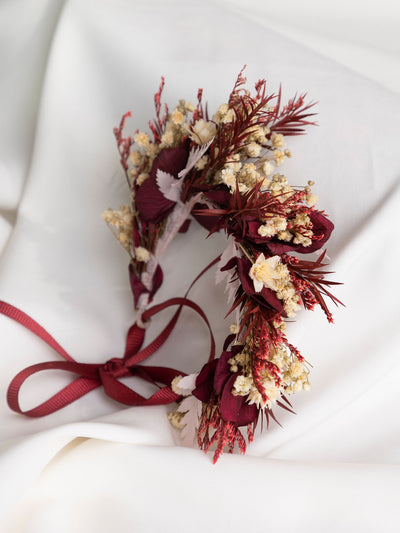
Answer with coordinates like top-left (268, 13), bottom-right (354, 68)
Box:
top-left (1, 257), bottom-right (219, 417)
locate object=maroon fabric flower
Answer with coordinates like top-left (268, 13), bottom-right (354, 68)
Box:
top-left (227, 212), bottom-right (334, 254)
top-left (135, 141), bottom-right (189, 223)
top-left (265, 211), bottom-right (334, 255)
top-left (193, 346), bottom-right (258, 426)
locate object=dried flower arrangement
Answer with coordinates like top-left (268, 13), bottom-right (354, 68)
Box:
top-left (0, 67), bottom-right (341, 462)
top-left (101, 67), bottom-right (342, 462)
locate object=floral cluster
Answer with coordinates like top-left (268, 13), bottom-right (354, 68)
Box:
top-left (104, 68), bottom-right (341, 462)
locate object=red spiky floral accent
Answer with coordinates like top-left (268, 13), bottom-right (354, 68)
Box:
top-left (148, 77), bottom-right (169, 143)
top-left (113, 111), bottom-right (133, 173)
top-left (197, 398), bottom-right (247, 464)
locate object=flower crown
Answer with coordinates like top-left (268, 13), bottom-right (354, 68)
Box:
top-left (1, 68), bottom-right (341, 463)
top-left (103, 68), bottom-right (341, 462)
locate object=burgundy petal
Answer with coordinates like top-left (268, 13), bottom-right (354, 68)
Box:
top-left (129, 264), bottom-right (149, 308)
top-left (223, 334), bottom-right (236, 352)
top-left (150, 265), bottom-right (163, 299)
top-left (193, 360), bottom-right (218, 402)
top-left (128, 264), bottom-right (164, 307)
top-left (236, 257), bottom-right (256, 296)
top-left (204, 189), bottom-right (231, 206)
top-left (192, 203), bottom-right (220, 232)
top-left (178, 219), bottom-right (191, 233)
top-left (259, 287), bottom-right (285, 314)
top-left (220, 374), bottom-right (258, 426)
top-left (136, 142), bottom-right (190, 223)
top-left (149, 142), bottom-right (189, 180)
top-left (236, 257), bottom-right (285, 315)
top-left (214, 351), bottom-right (232, 395)
top-left (135, 177), bottom-right (175, 223)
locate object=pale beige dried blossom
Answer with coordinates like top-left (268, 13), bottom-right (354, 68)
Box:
top-left (238, 182), bottom-right (250, 194)
top-left (238, 163), bottom-right (260, 187)
top-left (220, 167), bottom-right (236, 191)
top-left (213, 103), bottom-right (229, 123)
top-left (258, 217), bottom-right (287, 238)
top-left (273, 149), bottom-right (285, 166)
top-left (134, 246), bottom-right (150, 263)
top-left (146, 143), bottom-right (160, 159)
top-left (291, 212), bottom-right (313, 247)
top-left (262, 161), bottom-right (275, 177)
top-left (190, 119), bottom-right (217, 144)
top-left (224, 154), bottom-right (242, 174)
top-left (129, 150), bottom-right (143, 167)
top-left (171, 108), bottom-right (184, 125)
top-left (102, 206), bottom-right (133, 252)
top-left (245, 142), bottom-right (262, 158)
top-left (232, 375), bottom-right (253, 395)
top-left (247, 125), bottom-right (267, 144)
top-left (246, 379), bottom-right (281, 409)
top-left (283, 294), bottom-right (301, 317)
top-left (289, 360), bottom-right (304, 378)
top-left (195, 155), bottom-right (209, 171)
top-left (229, 323), bottom-right (238, 334)
top-left (277, 230), bottom-right (293, 242)
top-left (160, 129), bottom-right (175, 147)
top-left (306, 193), bottom-right (318, 206)
top-left (271, 132), bottom-right (285, 148)
top-left (257, 221), bottom-right (278, 238)
top-left (270, 173), bottom-right (294, 200)
top-left (134, 132), bottom-right (150, 147)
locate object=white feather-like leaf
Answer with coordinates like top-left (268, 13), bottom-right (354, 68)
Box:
top-left (178, 138), bottom-right (214, 179)
top-left (215, 238), bottom-right (237, 285)
top-left (177, 395), bottom-right (203, 447)
top-left (156, 170), bottom-right (182, 202)
top-left (173, 373), bottom-right (198, 396)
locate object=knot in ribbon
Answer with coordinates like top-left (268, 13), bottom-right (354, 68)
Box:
top-left (1, 257), bottom-right (220, 418)
top-left (1, 295), bottom-right (215, 417)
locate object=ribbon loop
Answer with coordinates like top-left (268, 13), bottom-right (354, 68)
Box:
top-left (1, 256), bottom-right (220, 417)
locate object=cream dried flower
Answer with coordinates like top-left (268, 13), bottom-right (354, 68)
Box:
top-left (171, 108), bottom-right (184, 125)
top-left (134, 132), bottom-right (150, 147)
top-left (220, 168), bottom-right (236, 191)
top-left (249, 254), bottom-right (289, 293)
top-left (306, 193), bottom-right (318, 206)
top-left (190, 119), bottom-right (217, 144)
top-left (129, 150), bottom-right (142, 167)
top-left (271, 133), bottom-right (285, 148)
top-left (134, 246), bottom-right (150, 263)
top-left (245, 142), bottom-right (262, 158)
top-left (273, 150), bottom-right (285, 166)
top-left (289, 361), bottom-right (304, 378)
top-left (262, 161), bottom-right (275, 177)
top-left (233, 375), bottom-right (253, 396)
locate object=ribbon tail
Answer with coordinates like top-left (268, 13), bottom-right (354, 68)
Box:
top-left (7, 361), bottom-right (101, 417)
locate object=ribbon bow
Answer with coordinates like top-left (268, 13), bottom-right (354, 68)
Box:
top-left (1, 258), bottom-right (219, 417)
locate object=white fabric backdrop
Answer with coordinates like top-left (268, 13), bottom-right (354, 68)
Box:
top-left (0, 0), bottom-right (399, 531)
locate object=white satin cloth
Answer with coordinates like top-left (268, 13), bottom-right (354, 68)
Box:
top-left (0, 1), bottom-right (399, 531)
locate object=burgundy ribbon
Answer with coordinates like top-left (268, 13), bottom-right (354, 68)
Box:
top-left (1, 257), bottom-right (219, 417)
